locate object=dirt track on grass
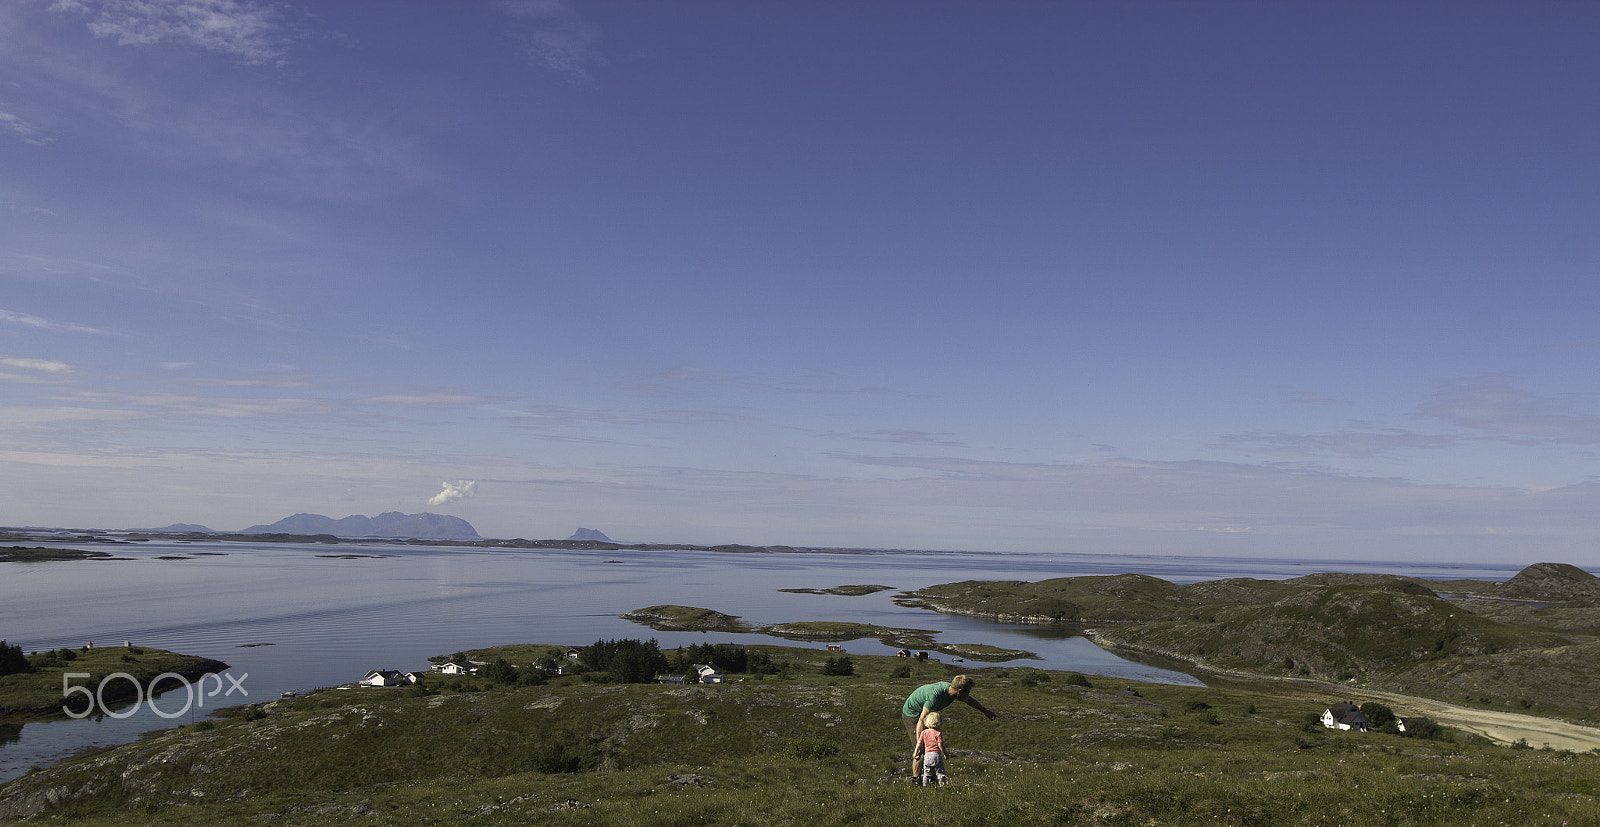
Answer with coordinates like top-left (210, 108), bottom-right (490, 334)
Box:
top-left (1199, 671), bottom-right (1600, 751)
top-left (1352, 688), bottom-right (1600, 752)
top-left (1084, 632), bottom-right (1600, 751)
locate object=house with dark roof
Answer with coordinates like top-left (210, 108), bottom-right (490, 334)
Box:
top-left (1321, 702), bottom-right (1369, 731)
top-left (360, 669), bottom-right (423, 687)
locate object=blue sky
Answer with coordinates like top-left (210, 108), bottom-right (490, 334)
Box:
top-left (3, 1), bottom-right (1598, 563)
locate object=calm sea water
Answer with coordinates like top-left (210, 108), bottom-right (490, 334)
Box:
top-left (0, 540), bottom-right (1531, 782)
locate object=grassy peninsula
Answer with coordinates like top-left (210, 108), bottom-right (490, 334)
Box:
top-left (3, 643), bottom-right (1598, 825)
top-left (0, 645), bottom-right (229, 719)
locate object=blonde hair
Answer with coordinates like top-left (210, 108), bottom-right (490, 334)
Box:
top-left (924, 711), bottom-right (941, 729)
top-left (949, 675), bottom-right (975, 695)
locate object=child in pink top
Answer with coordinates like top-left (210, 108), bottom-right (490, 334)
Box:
top-left (914, 711), bottom-right (948, 786)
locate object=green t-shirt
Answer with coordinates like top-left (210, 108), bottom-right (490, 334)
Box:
top-left (902, 681), bottom-right (954, 717)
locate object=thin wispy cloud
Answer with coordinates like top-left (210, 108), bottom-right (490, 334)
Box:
top-left (820, 429), bottom-right (965, 448)
top-left (618, 366), bottom-right (757, 393)
top-left (831, 453), bottom-right (1523, 535)
top-left (620, 366), bottom-right (927, 400)
top-left (496, 0), bottom-right (605, 80)
top-left (115, 392), bottom-right (331, 419)
top-left (363, 393), bottom-right (496, 410)
top-left (1287, 391), bottom-right (1351, 405)
top-left (0, 404), bottom-right (140, 429)
top-left (0, 309), bottom-right (108, 335)
top-left (502, 402), bottom-right (754, 432)
top-left (0, 356), bottom-right (73, 374)
top-left (51, 0), bottom-right (297, 66)
top-left (1217, 427), bottom-right (1459, 458)
top-left (1422, 374), bottom-right (1600, 445)
top-left (0, 110), bottom-right (51, 145)
top-left (178, 373), bottom-right (313, 389)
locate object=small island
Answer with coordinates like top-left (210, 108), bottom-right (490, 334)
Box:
top-left (777, 584), bottom-right (895, 596)
top-left (0, 546), bottom-right (119, 563)
top-left (622, 605), bottom-right (751, 633)
top-left (619, 607), bottom-right (1039, 660)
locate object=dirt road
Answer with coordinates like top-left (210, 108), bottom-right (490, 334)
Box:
top-left (1145, 658), bottom-right (1600, 751)
top-left (1354, 687), bottom-right (1600, 752)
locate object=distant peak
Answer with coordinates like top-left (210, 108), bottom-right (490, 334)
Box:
top-left (238, 512), bottom-right (480, 540)
top-left (567, 528), bottom-right (613, 542)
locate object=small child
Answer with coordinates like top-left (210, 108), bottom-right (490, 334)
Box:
top-left (914, 711), bottom-right (948, 787)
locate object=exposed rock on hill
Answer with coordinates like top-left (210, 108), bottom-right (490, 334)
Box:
top-left (1497, 562), bottom-right (1600, 603)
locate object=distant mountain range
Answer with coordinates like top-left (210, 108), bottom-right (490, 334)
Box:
top-left (129, 516), bottom-right (619, 544)
top-left (238, 512), bottom-right (481, 540)
top-left (138, 523), bottom-right (218, 534)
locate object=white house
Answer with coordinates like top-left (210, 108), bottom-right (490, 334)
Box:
top-left (1321, 702), bottom-right (1369, 731)
top-left (361, 669), bottom-right (422, 687)
top-left (434, 662), bottom-right (477, 676)
top-left (693, 664), bottom-right (725, 684)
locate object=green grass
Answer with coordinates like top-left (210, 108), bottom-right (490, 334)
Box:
top-left (0, 646), bottom-right (228, 717)
top-left (4, 644), bottom-right (1597, 825)
top-left (909, 573), bottom-right (1600, 723)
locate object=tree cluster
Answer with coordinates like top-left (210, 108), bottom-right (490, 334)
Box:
top-left (579, 638), bottom-right (669, 684)
top-left (821, 655), bottom-right (854, 676)
top-left (666, 643), bottom-right (782, 678)
top-left (0, 641), bottom-right (30, 677)
top-left (23, 647), bottom-right (77, 670)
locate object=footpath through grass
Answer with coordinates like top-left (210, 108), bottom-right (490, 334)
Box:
top-left (2, 644), bottom-right (1596, 825)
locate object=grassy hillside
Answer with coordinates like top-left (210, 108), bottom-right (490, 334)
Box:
top-left (2, 644), bottom-right (1596, 825)
top-left (903, 564), bottom-right (1600, 725)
